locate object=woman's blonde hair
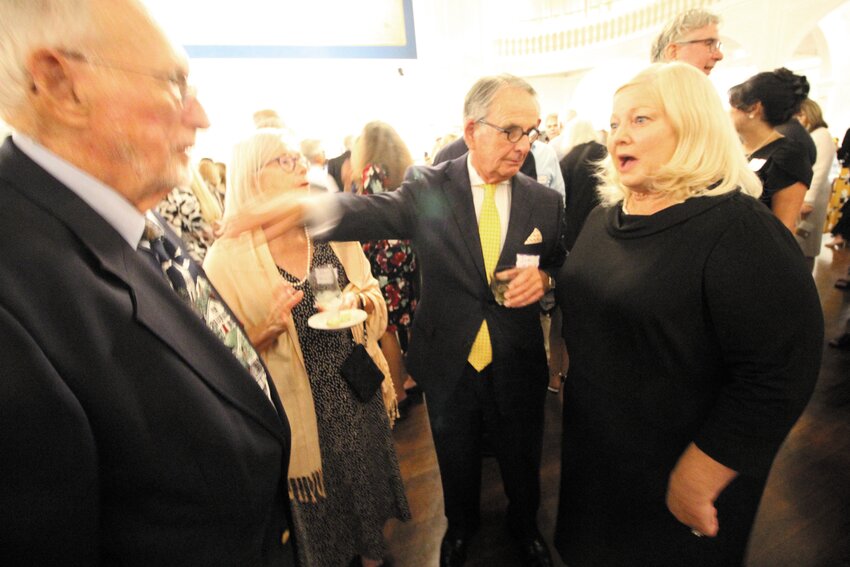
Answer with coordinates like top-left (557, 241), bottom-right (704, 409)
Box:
top-left (597, 62), bottom-right (762, 206)
top-left (350, 121), bottom-right (413, 192)
top-left (224, 128), bottom-right (292, 218)
top-left (188, 165), bottom-right (223, 224)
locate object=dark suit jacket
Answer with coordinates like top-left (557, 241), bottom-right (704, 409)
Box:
top-left (327, 154), bottom-right (566, 412)
top-left (326, 150), bottom-right (351, 192)
top-left (0, 138), bottom-right (294, 566)
top-left (560, 140), bottom-right (606, 251)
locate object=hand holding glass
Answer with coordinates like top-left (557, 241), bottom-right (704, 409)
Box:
top-left (490, 266), bottom-right (516, 306)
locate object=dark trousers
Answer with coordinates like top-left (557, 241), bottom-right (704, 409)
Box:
top-left (427, 363), bottom-right (545, 539)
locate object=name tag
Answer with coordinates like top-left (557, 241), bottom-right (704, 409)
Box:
top-left (748, 158), bottom-right (766, 172)
top-left (516, 254), bottom-right (539, 268)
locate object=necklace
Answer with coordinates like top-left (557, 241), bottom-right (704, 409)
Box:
top-left (746, 130), bottom-right (780, 158)
top-left (276, 228), bottom-right (312, 287)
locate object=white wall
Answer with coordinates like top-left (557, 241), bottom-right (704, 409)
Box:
top-left (149, 0), bottom-right (487, 163)
top-left (144, 0), bottom-right (850, 163)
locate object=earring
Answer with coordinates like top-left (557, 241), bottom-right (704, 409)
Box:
top-left (748, 114), bottom-right (754, 119)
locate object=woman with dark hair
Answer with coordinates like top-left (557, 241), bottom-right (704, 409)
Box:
top-left (729, 68), bottom-right (813, 232)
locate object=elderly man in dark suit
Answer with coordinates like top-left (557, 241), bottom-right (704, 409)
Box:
top-left (0, 1), bottom-right (294, 565)
top-left (293, 74), bottom-right (565, 566)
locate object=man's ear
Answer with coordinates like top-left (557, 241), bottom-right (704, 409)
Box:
top-left (663, 42), bottom-right (678, 62)
top-left (27, 49), bottom-right (89, 127)
top-left (463, 119), bottom-right (477, 151)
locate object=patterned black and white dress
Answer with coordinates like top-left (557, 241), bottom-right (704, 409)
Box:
top-left (279, 242), bottom-right (410, 566)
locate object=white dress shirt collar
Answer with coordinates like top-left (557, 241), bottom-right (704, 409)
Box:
top-left (12, 132), bottom-right (146, 248)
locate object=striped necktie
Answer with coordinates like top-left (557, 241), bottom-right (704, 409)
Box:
top-left (138, 217), bottom-right (273, 403)
top-left (468, 183), bottom-right (500, 371)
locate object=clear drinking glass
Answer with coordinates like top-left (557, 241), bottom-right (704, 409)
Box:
top-left (309, 264), bottom-right (343, 311)
top-left (490, 265), bottom-right (515, 306)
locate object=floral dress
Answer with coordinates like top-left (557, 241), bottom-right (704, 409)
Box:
top-left (359, 164), bottom-right (418, 335)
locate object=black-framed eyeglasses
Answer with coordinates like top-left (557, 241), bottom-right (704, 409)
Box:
top-left (58, 49), bottom-right (192, 104)
top-left (265, 154), bottom-right (304, 172)
top-left (675, 38), bottom-right (722, 53)
top-left (477, 119), bottom-right (540, 144)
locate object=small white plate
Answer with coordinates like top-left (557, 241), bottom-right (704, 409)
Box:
top-left (307, 308), bottom-right (367, 330)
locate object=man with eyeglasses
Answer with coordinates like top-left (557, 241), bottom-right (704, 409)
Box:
top-left (0, 1), bottom-right (295, 565)
top-left (231, 73), bottom-right (566, 566)
top-left (651, 8), bottom-right (725, 75)
top-left (343, 73), bottom-right (564, 567)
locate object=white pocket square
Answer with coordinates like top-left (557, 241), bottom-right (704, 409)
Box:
top-left (524, 228), bottom-right (543, 245)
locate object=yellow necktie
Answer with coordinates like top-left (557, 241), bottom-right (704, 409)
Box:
top-left (468, 183), bottom-right (500, 371)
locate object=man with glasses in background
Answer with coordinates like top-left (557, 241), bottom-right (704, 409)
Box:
top-left (0, 1), bottom-right (295, 565)
top-left (651, 8), bottom-right (819, 187)
top-left (651, 8), bottom-right (725, 75)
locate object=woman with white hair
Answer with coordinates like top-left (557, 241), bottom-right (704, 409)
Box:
top-left (554, 63), bottom-right (823, 566)
top-left (204, 129), bottom-right (410, 567)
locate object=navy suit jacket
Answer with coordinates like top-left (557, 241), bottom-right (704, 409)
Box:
top-left (327, 154), bottom-right (566, 412)
top-left (0, 138), bottom-right (294, 566)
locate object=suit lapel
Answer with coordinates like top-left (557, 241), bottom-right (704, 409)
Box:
top-left (0, 140), bottom-right (286, 442)
top-left (122, 244), bottom-right (286, 440)
top-left (500, 175), bottom-right (534, 266)
top-left (442, 159), bottom-right (536, 280)
top-left (444, 157), bottom-right (488, 283)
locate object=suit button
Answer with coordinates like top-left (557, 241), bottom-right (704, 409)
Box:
top-left (281, 529), bottom-right (290, 545)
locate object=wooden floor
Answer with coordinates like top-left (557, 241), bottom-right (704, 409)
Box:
top-left (383, 245), bottom-right (850, 567)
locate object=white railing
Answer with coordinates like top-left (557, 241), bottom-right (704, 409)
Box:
top-left (497, 0), bottom-right (718, 56)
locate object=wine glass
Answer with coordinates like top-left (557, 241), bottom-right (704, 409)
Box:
top-left (490, 264), bottom-right (515, 306)
top-left (309, 264), bottom-right (343, 312)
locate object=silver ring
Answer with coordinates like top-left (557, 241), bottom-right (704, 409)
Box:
top-left (691, 529), bottom-right (704, 538)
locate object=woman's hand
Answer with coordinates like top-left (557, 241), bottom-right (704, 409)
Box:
top-left (338, 291), bottom-right (359, 311)
top-left (666, 443), bottom-right (738, 537)
top-left (248, 282), bottom-right (303, 351)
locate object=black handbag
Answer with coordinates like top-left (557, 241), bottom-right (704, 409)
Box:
top-left (340, 326), bottom-right (384, 403)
